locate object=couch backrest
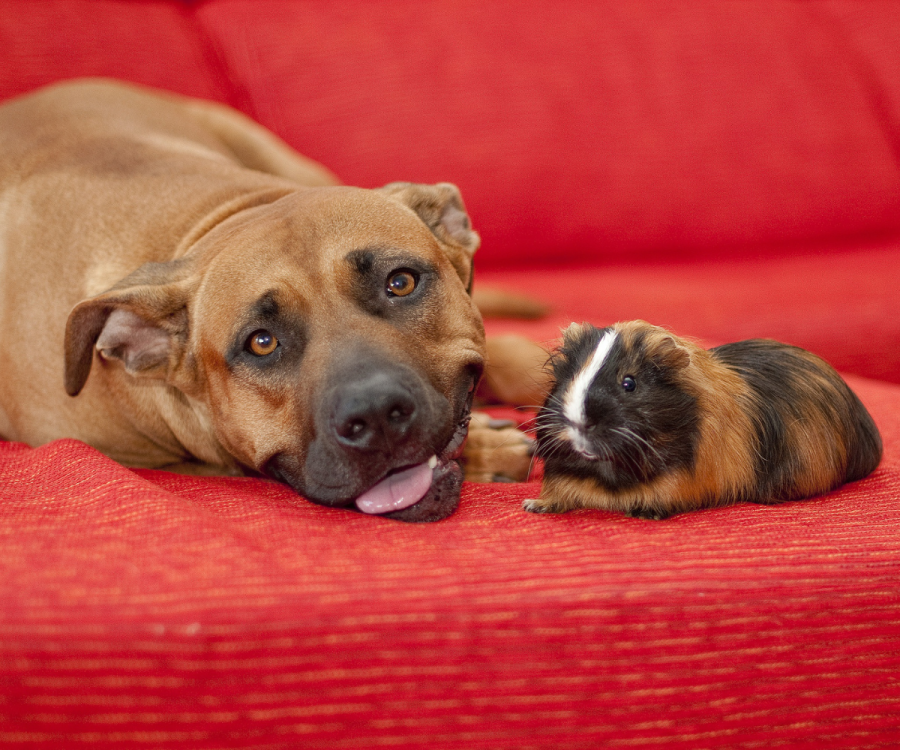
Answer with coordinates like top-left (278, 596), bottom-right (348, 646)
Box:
top-left (2, 0), bottom-right (900, 268)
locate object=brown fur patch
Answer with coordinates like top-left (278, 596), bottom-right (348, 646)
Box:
top-left (613, 321), bottom-right (758, 512)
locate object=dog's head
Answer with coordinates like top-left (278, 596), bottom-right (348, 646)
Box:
top-left (63, 183), bottom-right (484, 521)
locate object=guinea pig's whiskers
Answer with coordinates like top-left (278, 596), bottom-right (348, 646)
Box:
top-left (540, 430), bottom-right (570, 456)
top-left (539, 427), bottom-right (578, 462)
top-left (528, 438), bottom-right (562, 476)
top-left (612, 426), bottom-right (663, 465)
top-left (560, 424), bottom-right (601, 461)
top-left (532, 412), bottom-right (565, 435)
top-left (539, 393), bottom-right (568, 412)
top-left (528, 435), bottom-right (562, 476)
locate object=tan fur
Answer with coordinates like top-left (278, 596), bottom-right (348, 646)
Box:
top-left (668, 334), bottom-right (758, 509)
top-left (471, 286), bottom-right (549, 320)
top-left (0, 78), bottom-right (532, 488)
top-left (530, 469), bottom-right (701, 516)
top-left (481, 335), bottom-right (553, 407)
top-left (776, 349), bottom-right (849, 498)
top-left (463, 412), bottom-right (535, 483)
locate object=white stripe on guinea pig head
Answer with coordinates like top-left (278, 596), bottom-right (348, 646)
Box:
top-left (562, 328), bottom-right (618, 427)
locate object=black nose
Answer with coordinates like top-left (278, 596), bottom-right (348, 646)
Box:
top-left (332, 372), bottom-right (418, 451)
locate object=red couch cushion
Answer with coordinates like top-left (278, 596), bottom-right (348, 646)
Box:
top-left (4, 0), bottom-right (900, 270)
top-left (480, 236), bottom-right (900, 384)
top-left (0, 0), bottom-right (228, 103)
top-left (195, 0), bottom-right (900, 267)
top-left (3, 2), bottom-right (900, 744)
top-left (3, 0), bottom-right (898, 380)
top-left (1, 375), bottom-right (898, 746)
top-left (0, 0), bottom-right (229, 101)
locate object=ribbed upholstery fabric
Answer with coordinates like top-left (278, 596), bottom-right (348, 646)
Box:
top-left (2, 0), bottom-right (900, 746)
top-left (1, 374), bottom-right (898, 747)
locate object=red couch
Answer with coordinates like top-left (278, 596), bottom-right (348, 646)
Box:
top-left (3, 1), bottom-right (900, 747)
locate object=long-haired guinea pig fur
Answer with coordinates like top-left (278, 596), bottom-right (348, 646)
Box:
top-left (525, 320), bottom-right (882, 519)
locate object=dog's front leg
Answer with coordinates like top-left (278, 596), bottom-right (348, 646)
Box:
top-left (462, 412), bottom-right (536, 483)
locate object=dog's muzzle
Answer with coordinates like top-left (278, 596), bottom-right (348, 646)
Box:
top-left (351, 411), bottom-right (471, 520)
top-left (265, 357), bottom-right (477, 522)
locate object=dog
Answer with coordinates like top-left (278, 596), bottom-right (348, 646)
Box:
top-left (0, 79), bottom-right (542, 522)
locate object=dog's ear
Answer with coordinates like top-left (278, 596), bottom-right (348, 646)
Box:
top-left (64, 261), bottom-right (195, 397)
top-left (378, 182), bottom-right (480, 291)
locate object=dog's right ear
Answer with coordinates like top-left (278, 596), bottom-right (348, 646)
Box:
top-left (64, 261), bottom-right (195, 397)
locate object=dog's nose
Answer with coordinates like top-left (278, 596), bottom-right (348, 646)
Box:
top-left (332, 373), bottom-right (418, 451)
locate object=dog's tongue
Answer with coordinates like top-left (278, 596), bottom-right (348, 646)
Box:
top-left (354, 457), bottom-right (437, 515)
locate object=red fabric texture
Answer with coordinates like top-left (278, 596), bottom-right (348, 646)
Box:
top-left (2, 0), bottom-right (900, 746)
top-left (1, 374), bottom-right (900, 747)
top-left (479, 237), bottom-right (900, 384)
top-left (195, 0), bottom-right (900, 266)
top-left (0, 1), bottom-right (227, 102)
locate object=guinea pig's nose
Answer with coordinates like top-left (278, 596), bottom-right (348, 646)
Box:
top-left (332, 373), bottom-right (418, 452)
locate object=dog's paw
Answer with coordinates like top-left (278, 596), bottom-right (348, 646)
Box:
top-left (462, 411), bottom-right (535, 482)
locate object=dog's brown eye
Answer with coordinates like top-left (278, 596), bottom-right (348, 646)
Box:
top-left (248, 330), bottom-right (278, 356)
top-left (386, 270), bottom-right (417, 298)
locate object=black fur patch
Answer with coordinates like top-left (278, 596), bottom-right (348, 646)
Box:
top-left (538, 325), bottom-right (699, 490)
top-left (711, 339), bottom-right (882, 500)
top-left (343, 247), bottom-right (435, 320)
top-left (347, 248), bottom-right (376, 276)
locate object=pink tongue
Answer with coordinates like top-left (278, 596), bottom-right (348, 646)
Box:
top-left (354, 461), bottom-right (435, 515)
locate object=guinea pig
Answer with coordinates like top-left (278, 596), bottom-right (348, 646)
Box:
top-left (525, 320), bottom-right (882, 519)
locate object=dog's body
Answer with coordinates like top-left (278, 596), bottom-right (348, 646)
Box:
top-left (0, 79), bottom-right (534, 521)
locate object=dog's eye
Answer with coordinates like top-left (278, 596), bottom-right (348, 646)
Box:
top-left (622, 376), bottom-right (636, 392)
top-left (247, 330), bottom-right (278, 357)
top-left (385, 270), bottom-right (417, 298)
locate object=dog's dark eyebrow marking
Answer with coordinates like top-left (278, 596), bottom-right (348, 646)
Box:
top-left (250, 290), bottom-right (280, 320)
top-left (345, 247), bottom-right (435, 277)
top-left (345, 248), bottom-right (377, 275)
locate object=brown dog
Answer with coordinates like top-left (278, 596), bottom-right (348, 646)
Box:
top-left (0, 79), bottom-right (540, 521)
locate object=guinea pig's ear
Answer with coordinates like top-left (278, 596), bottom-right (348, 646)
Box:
top-left (64, 260), bottom-right (197, 397)
top-left (654, 335), bottom-right (692, 371)
top-left (378, 182), bottom-right (479, 291)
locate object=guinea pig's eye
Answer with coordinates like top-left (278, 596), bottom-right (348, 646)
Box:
top-left (247, 330), bottom-right (278, 357)
top-left (621, 375), bottom-right (636, 392)
top-left (385, 270), bottom-right (417, 298)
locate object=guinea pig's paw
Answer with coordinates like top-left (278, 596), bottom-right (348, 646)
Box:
top-left (625, 505), bottom-right (671, 520)
top-left (462, 411), bottom-right (535, 483)
top-left (523, 497), bottom-right (555, 513)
